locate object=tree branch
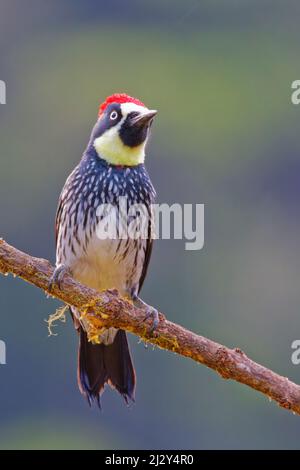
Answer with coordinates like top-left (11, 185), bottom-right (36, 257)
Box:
top-left (0, 238), bottom-right (299, 415)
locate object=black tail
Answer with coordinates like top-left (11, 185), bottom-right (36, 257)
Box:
top-left (78, 327), bottom-right (136, 406)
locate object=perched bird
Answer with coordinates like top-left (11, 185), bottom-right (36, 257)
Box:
top-left (51, 93), bottom-right (158, 406)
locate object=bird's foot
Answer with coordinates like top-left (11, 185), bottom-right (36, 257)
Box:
top-left (48, 264), bottom-right (69, 291)
top-left (143, 305), bottom-right (159, 333)
top-left (132, 295), bottom-right (159, 334)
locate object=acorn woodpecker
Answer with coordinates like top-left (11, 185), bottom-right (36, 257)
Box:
top-left (51, 94), bottom-right (158, 406)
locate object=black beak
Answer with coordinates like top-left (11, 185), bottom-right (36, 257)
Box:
top-left (131, 110), bottom-right (157, 128)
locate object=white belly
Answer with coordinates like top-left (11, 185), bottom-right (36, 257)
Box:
top-left (70, 233), bottom-right (145, 296)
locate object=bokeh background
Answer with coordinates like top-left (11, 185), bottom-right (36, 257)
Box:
top-left (1, 0), bottom-right (300, 450)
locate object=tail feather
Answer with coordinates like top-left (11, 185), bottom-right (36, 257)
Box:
top-left (78, 327), bottom-right (136, 406)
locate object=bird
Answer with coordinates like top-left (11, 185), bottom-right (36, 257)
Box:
top-left (50, 93), bottom-right (158, 406)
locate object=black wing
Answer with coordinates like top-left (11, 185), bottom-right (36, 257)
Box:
top-left (55, 165), bottom-right (79, 248)
top-left (55, 194), bottom-right (64, 248)
top-left (137, 207), bottom-right (154, 293)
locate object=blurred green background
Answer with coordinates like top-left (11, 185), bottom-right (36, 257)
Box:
top-left (1, 0), bottom-right (300, 450)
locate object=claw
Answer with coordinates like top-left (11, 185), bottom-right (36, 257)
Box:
top-left (48, 264), bottom-right (69, 291)
top-left (129, 292), bottom-right (160, 334)
top-left (143, 306), bottom-right (159, 333)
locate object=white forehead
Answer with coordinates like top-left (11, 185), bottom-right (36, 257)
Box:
top-left (120, 102), bottom-right (148, 116)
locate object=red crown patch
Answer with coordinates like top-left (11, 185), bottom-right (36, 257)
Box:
top-left (99, 93), bottom-right (146, 117)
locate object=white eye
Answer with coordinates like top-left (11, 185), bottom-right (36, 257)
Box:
top-left (110, 110), bottom-right (118, 120)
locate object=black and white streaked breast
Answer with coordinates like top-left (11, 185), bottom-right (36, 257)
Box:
top-left (55, 150), bottom-right (156, 296)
